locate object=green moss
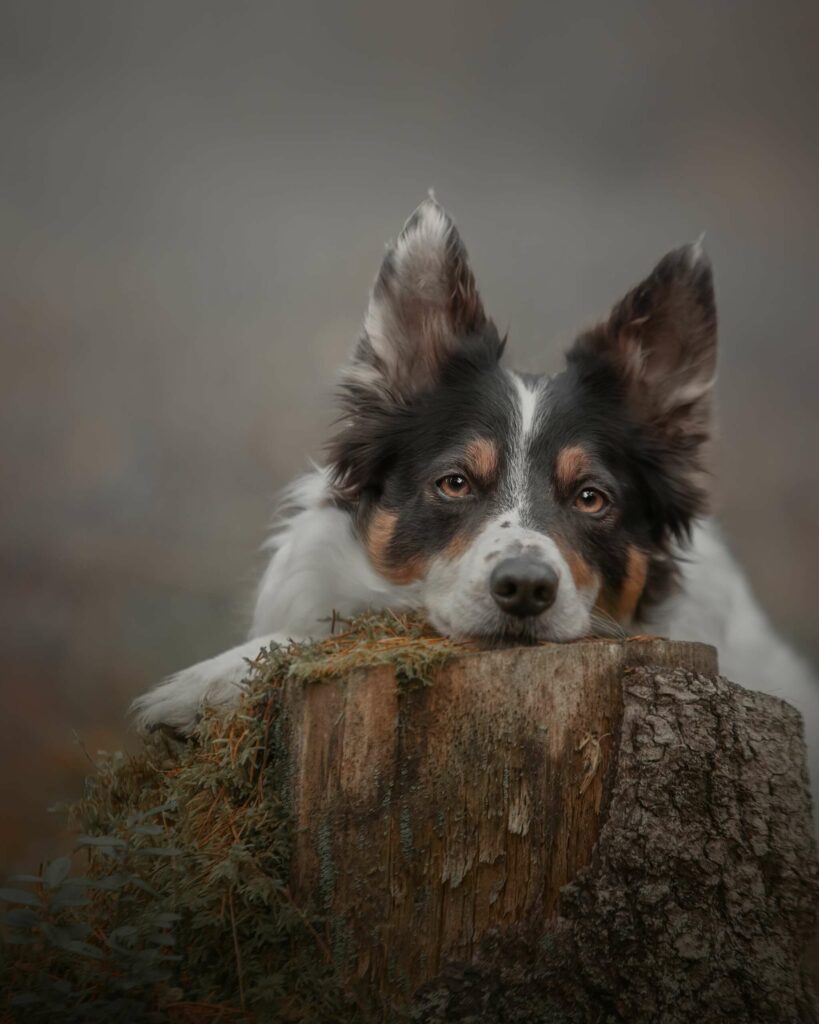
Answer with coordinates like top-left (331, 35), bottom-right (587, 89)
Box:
top-left (0, 612), bottom-right (460, 1022)
top-left (284, 611), bottom-right (461, 692)
top-left (316, 818), bottom-right (336, 912)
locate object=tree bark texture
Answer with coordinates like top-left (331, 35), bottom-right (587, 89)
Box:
top-left (283, 640), bottom-right (818, 1022)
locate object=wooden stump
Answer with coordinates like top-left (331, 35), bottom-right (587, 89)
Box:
top-left (285, 639), bottom-right (732, 1002)
top-left (280, 638), bottom-right (818, 1021)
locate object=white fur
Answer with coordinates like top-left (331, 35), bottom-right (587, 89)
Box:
top-left (132, 468), bottom-right (420, 734)
top-left (250, 469), bottom-right (420, 638)
top-left (509, 370), bottom-right (540, 438)
top-left (130, 633), bottom-right (289, 734)
top-left (689, 232), bottom-right (707, 266)
top-left (505, 370), bottom-right (543, 523)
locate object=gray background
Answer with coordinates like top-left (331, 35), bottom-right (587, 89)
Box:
top-left (2, 0), bottom-right (818, 868)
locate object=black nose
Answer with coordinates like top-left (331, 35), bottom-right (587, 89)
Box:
top-left (490, 557), bottom-right (559, 618)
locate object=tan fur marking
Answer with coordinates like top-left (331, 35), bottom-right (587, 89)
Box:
top-left (553, 536), bottom-right (600, 593)
top-left (442, 529), bottom-right (471, 562)
top-left (464, 437), bottom-right (499, 485)
top-left (366, 508), bottom-right (426, 584)
top-left (555, 445), bottom-right (592, 492)
top-left (596, 546), bottom-right (650, 624)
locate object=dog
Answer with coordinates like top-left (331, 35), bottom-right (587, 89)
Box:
top-left (132, 197), bottom-right (818, 811)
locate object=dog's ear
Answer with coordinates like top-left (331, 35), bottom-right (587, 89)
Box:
top-left (329, 198), bottom-right (501, 500)
top-left (571, 242), bottom-right (717, 436)
top-left (568, 243), bottom-right (717, 530)
top-left (342, 197), bottom-right (497, 404)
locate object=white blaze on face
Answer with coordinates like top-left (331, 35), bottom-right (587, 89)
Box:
top-left (505, 370), bottom-right (542, 524)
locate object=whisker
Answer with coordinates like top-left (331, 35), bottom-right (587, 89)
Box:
top-left (588, 609), bottom-right (628, 640)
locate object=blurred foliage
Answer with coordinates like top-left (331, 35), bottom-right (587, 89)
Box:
top-left (0, 613), bottom-right (461, 1022)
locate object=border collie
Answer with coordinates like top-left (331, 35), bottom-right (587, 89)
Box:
top-left (132, 197), bottom-right (818, 808)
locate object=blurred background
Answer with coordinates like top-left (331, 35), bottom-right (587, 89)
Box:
top-left (2, 0), bottom-right (818, 872)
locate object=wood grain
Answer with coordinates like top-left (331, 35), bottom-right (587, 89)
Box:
top-left (284, 638), bottom-right (717, 998)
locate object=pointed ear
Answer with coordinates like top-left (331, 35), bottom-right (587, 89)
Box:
top-left (570, 242), bottom-right (717, 441)
top-left (341, 197), bottom-right (499, 404)
top-left (568, 243), bottom-right (717, 533)
top-left (329, 199), bottom-right (501, 500)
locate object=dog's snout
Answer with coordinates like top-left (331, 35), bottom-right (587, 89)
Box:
top-left (489, 557), bottom-right (559, 618)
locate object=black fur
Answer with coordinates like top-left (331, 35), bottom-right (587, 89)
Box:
top-left (328, 326), bottom-right (506, 505)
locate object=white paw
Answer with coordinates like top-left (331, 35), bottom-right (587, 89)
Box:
top-left (130, 634), bottom-right (289, 735)
top-left (131, 661), bottom-right (245, 735)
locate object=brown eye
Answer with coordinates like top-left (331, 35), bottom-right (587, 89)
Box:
top-left (574, 487), bottom-right (607, 514)
top-left (437, 474), bottom-right (472, 499)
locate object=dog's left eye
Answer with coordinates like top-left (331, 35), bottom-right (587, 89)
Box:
top-left (574, 487), bottom-right (608, 514)
top-left (437, 474), bottom-right (472, 499)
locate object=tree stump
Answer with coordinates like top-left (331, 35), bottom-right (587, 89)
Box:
top-left (283, 639), bottom-right (819, 1022)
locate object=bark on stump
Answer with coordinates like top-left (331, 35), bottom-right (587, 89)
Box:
top-left (283, 640), bottom-right (819, 1022)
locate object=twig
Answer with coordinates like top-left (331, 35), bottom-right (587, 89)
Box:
top-left (281, 885), bottom-right (334, 965)
top-left (227, 889), bottom-right (246, 1012)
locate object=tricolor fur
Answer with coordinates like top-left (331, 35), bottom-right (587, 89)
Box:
top-left (132, 198), bottom-right (818, 817)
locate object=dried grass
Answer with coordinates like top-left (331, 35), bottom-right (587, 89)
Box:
top-left (0, 612), bottom-right (461, 1022)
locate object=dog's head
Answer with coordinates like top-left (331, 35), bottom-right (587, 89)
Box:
top-left (328, 198), bottom-right (717, 642)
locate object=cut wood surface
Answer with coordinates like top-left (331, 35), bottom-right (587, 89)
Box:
top-left (284, 638), bottom-right (722, 1003)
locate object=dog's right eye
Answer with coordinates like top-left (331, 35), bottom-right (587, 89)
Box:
top-left (436, 474), bottom-right (473, 499)
top-left (574, 487), bottom-right (608, 514)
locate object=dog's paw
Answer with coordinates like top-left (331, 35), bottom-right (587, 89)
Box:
top-left (131, 654), bottom-right (250, 736)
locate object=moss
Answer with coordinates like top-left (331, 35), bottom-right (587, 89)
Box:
top-left (284, 611), bottom-right (462, 692)
top-left (399, 805), bottom-right (413, 860)
top-left (0, 612), bottom-right (462, 1022)
top-left (316, 818), bottom-right (336, 912)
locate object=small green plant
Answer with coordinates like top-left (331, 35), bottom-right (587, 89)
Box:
top-left (1, 612), bottom-right (459, 1022)
top-left (1, 819), bottom-right (182, 1023)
